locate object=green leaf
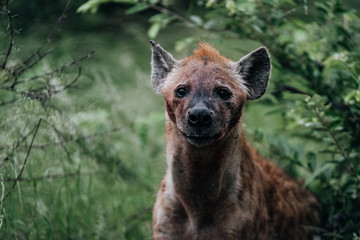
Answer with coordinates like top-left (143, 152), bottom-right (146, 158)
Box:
top-left (206, 0), bottom-right (217, 8)
top-left (225, 0), bottom-right (236, 15)
top-left (148, 23), bottom-right (161, 39)
top-left (189, 15), bottom-right (203, 26)
top-left (304, 163), bottom-right (331, 187)
top-left (344, 89), bottom-right (360, 105)
top-left (126, 3), bottom-right (148, 15)
top-left (114, 0), bottom-right (137, 3)
top-left (175, 37), bottom-right (196, 52)
top-left (282, 0), bottom-right (296, 6)
top-left (149, 0), bottom-right (160, 4)
top-left (77, 0), bottom-right (106, 14)
top-left (77, 0), bottom-right (137, 14)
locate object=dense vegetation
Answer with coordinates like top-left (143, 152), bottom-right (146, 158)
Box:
top-left (1, 0), bottom-right (359, 239)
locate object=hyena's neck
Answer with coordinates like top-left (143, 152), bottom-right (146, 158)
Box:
top-left (165, 120), bottom-right (244, 223)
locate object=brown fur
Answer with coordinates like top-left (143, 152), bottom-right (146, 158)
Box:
top-left (152, 43), bottom-right (320, 240)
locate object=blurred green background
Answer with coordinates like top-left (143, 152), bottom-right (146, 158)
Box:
top-left (0, 0), bottom-right (359, 239)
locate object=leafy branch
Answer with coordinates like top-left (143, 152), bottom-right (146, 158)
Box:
top-left (308, 97), bottom-right (360, 184)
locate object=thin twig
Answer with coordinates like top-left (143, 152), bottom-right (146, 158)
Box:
top-left (5, 0), bottom-right (71, 83)
top-left (13, 121), bottom-right (34, 151)
top-left (0, 126), bottom-right (124, 151)
top-left (50, 61), bottom-right (82, 96)
top-left (11, 48), bottom-right (54, 82)
top-left (1, 0), bottom-right (14, 70)
top-left (41, 119), bottom-right (74, 161)
top-left (25, 48), bottom-right (96, 83)
top-left (0, 118), bottom-right (42, 204)
top-left (0, 48), bottom-right (95, 106)
top-left (20, 0), bottom-right (71, 69)
top-left (4, 170), bottom-right (105, 183)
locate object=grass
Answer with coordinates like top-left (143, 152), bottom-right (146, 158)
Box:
top-left (0, 9), bottom-right (305, 239)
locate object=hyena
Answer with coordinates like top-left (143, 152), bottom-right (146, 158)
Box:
top-left (149, 40), bottom-right (320, 240)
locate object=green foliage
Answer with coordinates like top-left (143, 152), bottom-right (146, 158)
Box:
top-left (0, 1), bottom-right (166, 239)
top-left (78, 0), bottom-right (360, 238)
top-left (77, 0), bottom-right (138, 14)
top-left (1, 0), bottom-right (359, 239)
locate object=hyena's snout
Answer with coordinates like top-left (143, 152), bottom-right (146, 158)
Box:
top-left (182, 102), bottom-right (220, 146)
top-left (187, 104), bottom-right (213, 127)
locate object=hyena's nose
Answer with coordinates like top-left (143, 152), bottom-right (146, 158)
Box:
top-left (188, 107), bottom-right (213, 127)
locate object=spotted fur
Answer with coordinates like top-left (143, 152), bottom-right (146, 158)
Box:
top-left (150, 41), bottom-right (320, 240)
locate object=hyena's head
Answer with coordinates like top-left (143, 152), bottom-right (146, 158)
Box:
top-left (150, 40), bottom-right (270, 146)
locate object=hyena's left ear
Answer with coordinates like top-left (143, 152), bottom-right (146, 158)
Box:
top-left (150, 40), bottom-right (178, 94)
top-left (234, 47), bottom-right (271, 100)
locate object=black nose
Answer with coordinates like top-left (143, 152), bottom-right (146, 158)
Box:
top-left (188, 107), bottom-right (213, 127)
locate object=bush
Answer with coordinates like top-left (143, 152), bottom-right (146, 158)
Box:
top-left (0, 1), bottom-right (163, 239)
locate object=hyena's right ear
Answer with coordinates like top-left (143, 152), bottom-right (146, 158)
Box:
top-left (234, 47), bottom-right (271, 100)
top-left (150, 40), bottom-right (178, 94)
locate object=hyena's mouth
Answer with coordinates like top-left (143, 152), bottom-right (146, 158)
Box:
top-left (182, 132), bottom-right (222, 146)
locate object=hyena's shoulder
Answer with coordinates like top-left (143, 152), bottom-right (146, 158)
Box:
top-left (253, 155), bottom-right (321, 238)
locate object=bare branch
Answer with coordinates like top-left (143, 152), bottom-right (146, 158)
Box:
top-left (0, 48), bottom-right (95, 107)
top-left (1, 0), bottom-right (15, 70)
top-left (0, 126), bottom-right (124, 151)
top-left (52, 63), bottom-right (82, 95)
top-left (25, 47), bottom-right (96, 83)
top-left (0, 118), bottom-right (42, 204)
top-left (3, 170), bottom-right (105, 183)
top-left (13, 120), bottom-right (36, 150)
top-left (11, 48), bottom-right (54, 82)
top-left (41, 119), bottom-right (74, 161)
top-left (18, 0), bottom-right (71, 72)
top-left (0, 121), bottom-right (37, 164)
top-left (4, 0), bottom-right (71, 83)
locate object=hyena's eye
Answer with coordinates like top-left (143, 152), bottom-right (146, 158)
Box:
top-left (215, 87), bottom-right (232, 100)
top-left (175, 87), bottom-right (188, 98)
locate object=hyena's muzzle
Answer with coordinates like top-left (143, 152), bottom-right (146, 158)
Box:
top-left (181, 97), bottom-right (220, 146)
top-left (175, 85), bottom-right (232, 147)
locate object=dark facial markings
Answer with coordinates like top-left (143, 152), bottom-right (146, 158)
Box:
top-left (175, 86), bottom-right (189, 98)
top-left (214, 87), bottom-right (232, 101)
top-left (168, 63), bottom-right (246, 139)
top-left (173, 80), bottom-right (234, 109)
top-left (166, 69), bottom-right (247, 146)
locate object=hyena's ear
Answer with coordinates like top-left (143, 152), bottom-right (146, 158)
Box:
top-left (150, 40), bottom-right (178, 94)
top-left (234, 47), bottom-right (271, 100)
